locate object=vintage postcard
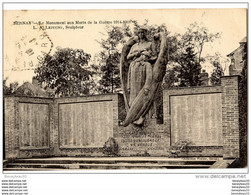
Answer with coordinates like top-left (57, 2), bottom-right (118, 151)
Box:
top-left (3, 8), bottom-right (247, 173)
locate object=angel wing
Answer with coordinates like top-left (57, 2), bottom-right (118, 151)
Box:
top-left (120, 32), bottom-right (168, 126)
top-left (119, 36), bottom-right (138, 112)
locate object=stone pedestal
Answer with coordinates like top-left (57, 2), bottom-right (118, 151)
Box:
top-left (115, 119), bottom-right (170, 157)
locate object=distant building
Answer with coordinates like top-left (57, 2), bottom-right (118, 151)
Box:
top-left (227, 37), bottom-right (247, 75)
top-left (15, 77), bottom-right (50, 97)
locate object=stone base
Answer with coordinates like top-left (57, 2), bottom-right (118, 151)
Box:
top-left (115, 119), bottom-right (170, 157)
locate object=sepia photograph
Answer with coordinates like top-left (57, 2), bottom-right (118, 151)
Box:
top-left (2, 6), bottom-right (248, 173)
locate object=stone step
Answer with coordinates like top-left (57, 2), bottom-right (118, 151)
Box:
top-left (4, 157), bottom-right (218, 171)
top-left (5, 163), bottom-right (211, 170)
top-left (4, 168), bottom-right (70, 171)
top-left (11, 157), bottom-right (217, 166)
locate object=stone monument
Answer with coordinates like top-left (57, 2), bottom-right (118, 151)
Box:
top-left (120, 26), bottom-right (169, 127)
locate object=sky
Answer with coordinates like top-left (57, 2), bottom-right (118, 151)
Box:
top-left (3, 8), bottom-right (247, 85)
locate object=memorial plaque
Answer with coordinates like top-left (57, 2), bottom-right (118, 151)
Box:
top-left (170, 93), bottom-right (222, 146)
top-left (117, 121), bottom-right (169, 156)
top-left (59, 101), bottom-right (113, 148)
top-left (19, 103), bottom-right (50, 149)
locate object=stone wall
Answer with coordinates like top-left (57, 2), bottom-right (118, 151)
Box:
top-left (221, 76), bottom-right (240, 158)
top-left (4, 97), bottom-right (18, 159)
top-left (4, 96), bottom-right (54, 159)
top-left (4, 94), bottom-right (120, 159)
top-left (4, 76), bottom-right (242, 159)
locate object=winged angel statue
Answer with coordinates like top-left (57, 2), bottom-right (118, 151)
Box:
top-left (120, 26), bottom-right (168, 127)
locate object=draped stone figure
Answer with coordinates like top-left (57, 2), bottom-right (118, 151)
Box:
top-left (120, 26), bottom-right (169, 127)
